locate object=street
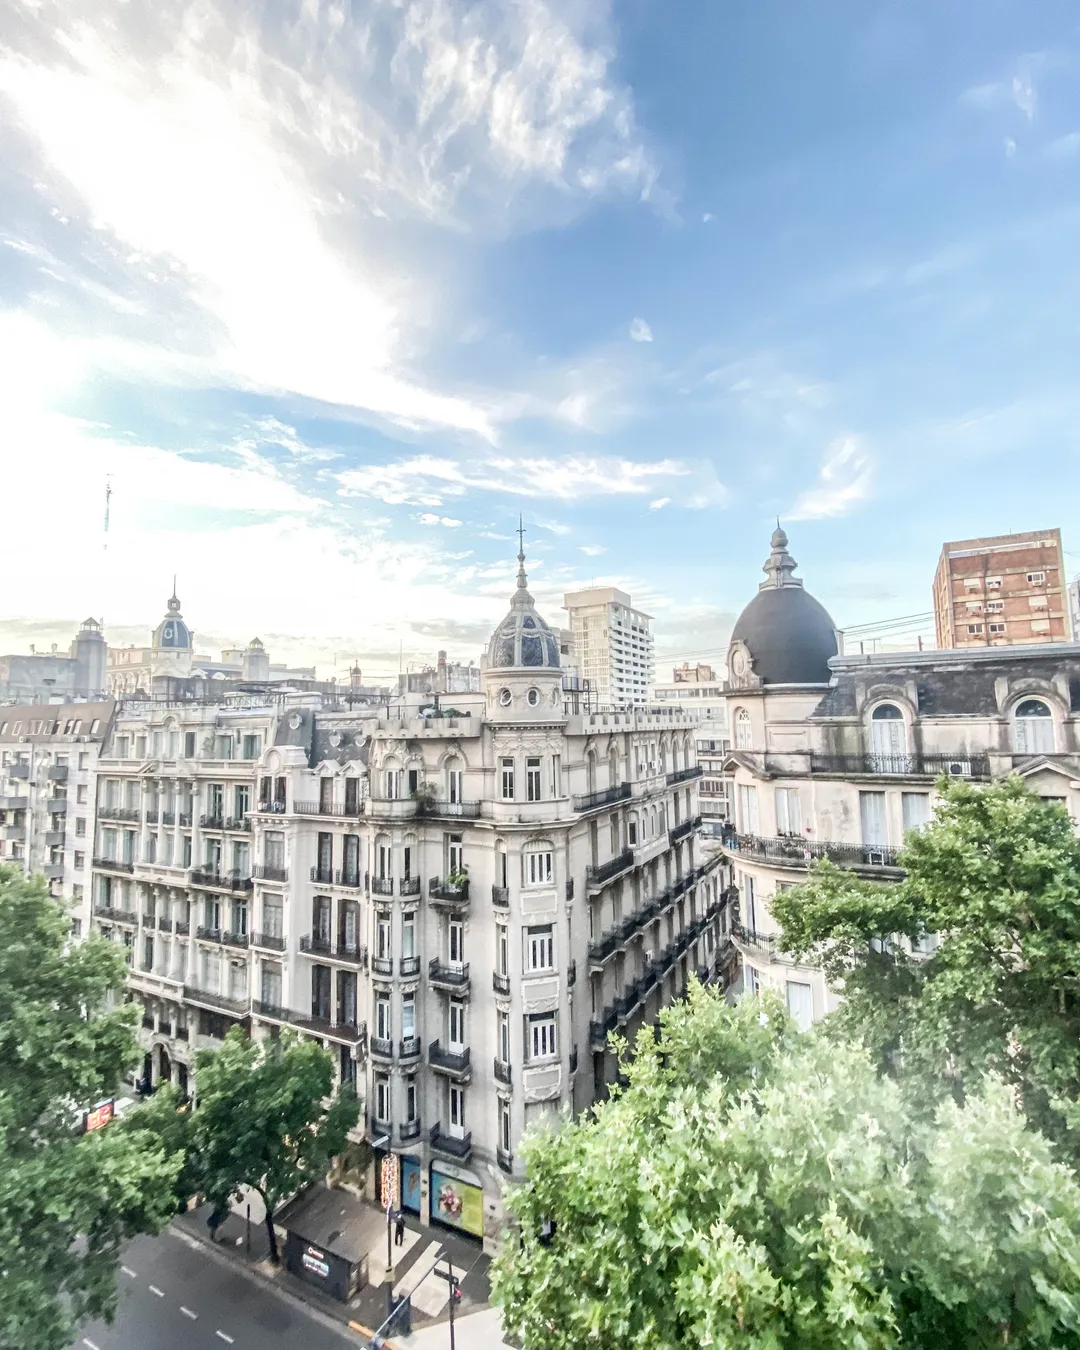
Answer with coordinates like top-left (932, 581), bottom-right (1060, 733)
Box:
top-left (78, 1229), bottom-right (358, 1350)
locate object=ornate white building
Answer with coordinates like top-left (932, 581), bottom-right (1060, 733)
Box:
top-left (91, 546), bottom-right (728, 1250)
top-left (717, 526), bottom-right (1080, 1029)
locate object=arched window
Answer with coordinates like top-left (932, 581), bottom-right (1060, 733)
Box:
top-left (1014, 699), bottom-right (1054, 755)
top-left (733, 708), bottom-right (752, 751)
top-left (608, 746), bottom-right (619, 788)
top-left (585, 750), bottom-right (597, 792)
top-left (869, 703), bottom-right (907, 768)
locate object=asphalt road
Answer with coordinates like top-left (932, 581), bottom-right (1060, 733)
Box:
top-left (78, 1229), bottom-right (359, 1350)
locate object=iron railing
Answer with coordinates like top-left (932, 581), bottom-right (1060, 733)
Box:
top-left (572, 782), bottom-right (632, 812)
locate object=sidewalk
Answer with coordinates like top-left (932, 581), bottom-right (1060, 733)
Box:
top-left (173, 1189), bottom-right (493, 1336)
top-left (402, 1307), bottom-right (511, 1350)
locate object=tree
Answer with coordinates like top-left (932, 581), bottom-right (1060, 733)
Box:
top-left (491, 984), bottom-right (1080, 1349)
top-left (189, 1028), bottom-right (360, 1260)
top-left (771, 775), bottom-right (1080, 1155)
top-left (0, 867), bottom-right (183, 1350)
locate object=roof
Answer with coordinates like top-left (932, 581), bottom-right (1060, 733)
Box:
top-left (487, 550), bottom-right (561, 671)
top-left (0, 700), bottom-right (116, 740)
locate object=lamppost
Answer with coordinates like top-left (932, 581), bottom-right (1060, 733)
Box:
top-left (373, 1135), bottom-right (397, 1320)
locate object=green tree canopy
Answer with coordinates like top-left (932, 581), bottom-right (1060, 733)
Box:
top-left (188, 1028), bottom-right (359, 1260)
top-left (492, 985), bottom-right (1080, 1349)
top-left (771, 775), bottom-right (1080, 1153)
top-left (0, 867), bottom-right (182, 1350)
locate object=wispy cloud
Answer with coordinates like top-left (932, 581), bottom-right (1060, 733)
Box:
top-left (579, 543), bottom-right (607, 556)
top-left (337, 452), bottom-right (726, 507)
top-left (787, 436), bottom-right (872, 521)
top-left (629, 317), bottom-right (653, 342)
top-left (417, 513), bottom-right (463, 527)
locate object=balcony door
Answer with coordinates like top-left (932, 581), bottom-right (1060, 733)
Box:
top-left (448, 1083), bottom-right (465, 1139)
top-left (448, 920), bottom-right (464, 971)
top-left (313, 895), bottom-right (332, 946)
top-left (448, 999), bottom-right (466, 1052)
top-left (870, 705), bottom-right (906, 770)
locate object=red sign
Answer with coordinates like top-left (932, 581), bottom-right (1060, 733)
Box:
top-left (85, 1099), bottom-right (115, 1132)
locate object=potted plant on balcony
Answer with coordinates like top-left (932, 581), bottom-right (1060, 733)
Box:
top-left (411, 781), bottom-right (436, 815)
top-left (445, 864), bottom-right (469, 895)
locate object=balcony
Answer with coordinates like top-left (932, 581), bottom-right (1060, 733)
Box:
top-left (366, 797), bottom-right (418, 821)
top-left (587, 931), bottom-right (617, 968)
top-left (99, 806), bottom-right (139, 823)
top-left (196, 925), bottom-right (222, 943)
top-left (251, 931), bottom-right (286, 952)
top-left (722, 833), bottom-right (903, 872)
top-left (222, 931), bottom-right (250, 950)
top-left (666, 765), bottom-right (703, 787)
top-left (93, 903), bottom-right (138, 925)
top-left (429, 878), bottom-right (470, 911)
top-left (176, 921), bottom-right (190, 936)
top-left (370, 1036), bottom-right (394, 1062)
top-left (809, 752), bottom-right (991, 780)
top-left (190, 869), bottom-right (253, 893)
top-left (182, 985), bottom-right (250, 1017)
top-left (668, 816), bottom-right (701, 847)
top-left (43, 862), bottom-right (65, 879)
top-left (398, 1118), bottom-right (422, 1144)
top-left (429, 1122), bottom-right (472, 1159)
top-left (371, 876), bottom-right (394, 896)
top-left (586, 850), bottom-right (634, 890)
top-left (493, 1057), bottom-right (512, 1085)
top-left (250, 1001), bottom-right (366, 1045)
top-left (3, 824), bottom-right (25, 841)
top-left (223, 816), bottom-right (250, 832)
top-left (200, 814), bottom-right (225, 830)
top-left (161, 812), bottom-right (176, 826)
top-left (428, 1041), bottom-right (471, 1079)
top-left (732, 922), bottom-right (778, 960)
top-left (93, 856), bottom-right (134, 874)
top-left (429, 959), bottom-right (470, 993)
top-left (399, 875), bottom-right (421, 897)
top-left (309, 867), bottom-right (362, 889)
top-left (47, 798), bottom-right (68, 815)
top-left (589, 1006), bottom-right (618, 1050)
top-left (572, 782), bottom-right (632, 813)
top-left (253, 863), bottom-right (288, 883)
top-left (299, 935), bottom-right (368, 966)
top-left (492, 885), bottom-right (509, 909)
top-left (492, 971), bottom-right (511, 995)
top-left (256, 800), bottom-right (288, 816)
top-left (156, 916), bottom-right (173, 932)
top-left (48, 765), bottom-right (68, 783)
top-left (399, 955), bottom-right (421, 976)
top-left (293, 800), bottom-right (364, 819)
top-left (421, 800), bottom-right (482, 820)
top-left (7, 763), bottom-right (29, 780)
top-left (400, 1036), bottom-right (422, 1062)
top-left (371, 956), bottom-right (394, 976)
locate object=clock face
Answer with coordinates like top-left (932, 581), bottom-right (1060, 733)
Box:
top-left (162, 622), bottom-right (175, 644)
top-left (732, 648), bottom-right (748, 677)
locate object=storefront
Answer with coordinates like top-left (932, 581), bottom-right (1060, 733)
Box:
top-left (429, 1160), bottom-right (485, 1240)
top-left (401, 1156), bottom-right (422, 1216)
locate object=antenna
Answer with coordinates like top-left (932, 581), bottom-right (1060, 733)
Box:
top-left (103, 477), bottom-right (112, 551)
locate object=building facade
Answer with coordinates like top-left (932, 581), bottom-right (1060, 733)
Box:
top-left (650, 664), bottom-right (730, 833)
top-left (0, 618), bottom-right (108, 704)
top-left (92, 550), bottom-right (727, 1249)
top-left (932, 529), bottom-right (1068, 649)
top-left (562, 586), bottom-right (655, 708)
top-left (0, 700), bottom-right (115, 937)
top-left (718, 527), bottom-right (1080, 1029)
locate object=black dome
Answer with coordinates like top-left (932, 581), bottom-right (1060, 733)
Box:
top-left (731, 585), bottom-right (837, 685)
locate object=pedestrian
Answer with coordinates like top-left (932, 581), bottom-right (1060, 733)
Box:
top-left (394, 1212), bottom-right (406, 1246)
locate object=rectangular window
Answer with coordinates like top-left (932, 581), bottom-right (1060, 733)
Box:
top-left (859, 791), bottom-right (888, 847)
top-left (985, 600), bottom-right (1004, 613)
top-left (406, 1078), bottom-right (418, 1122)
top-left (1029, 594), bottom-right (1049, 609)
top-left (526, 758), bottom-right (542, 802)
top-left (376, 995), bottom-right (391, 1040)
top-left (75, 817), bottom-right (86, 838)
top-left (1031, 618), bottom-right (1051, 633)
top-left (447, 768), bottom-right (463, 805)
top-left (77, 784), bottom-right (88, 804)
top-left (263, 895), bottom-right (283, 938)
top-left (319, 778), bottom-right (334, 813)
top-left (499, 1098), bottom-right (511, 1152)
top-left (73, 851), bottom-right (84, 871)
top-left (183, 731), bottom-right (196, 759)
top-left (989, 622), bottom-right (1006, 634)
top-left (736, 783), bottom-right (759, 834)
top-left (181, 835), bottom-right (192, 867)
top-left (901, 792), bottom-right (931, 833)
top-left (498, 1009), bottom-right (510, 1063)
top-left (448, 999), bottom-right (466, 1048)
top-left (242, 734), bottom-right (261, 760)
top-left (775, 787), bottom-right (801, 836)
top-left (449, 1083), bottom-right (465, 1132)
top-left (550, 754), bottom-right (561, 798)
top-left (449, 919), bottom-right (465, 965)
top-left (528, 1013), bottom-right (557, 1061)
top-left (375, 1075), bottom-right (390, 1124)
top-left (523, 850), bottom-right (553, 887)
top-left (402, 913), bottom-right (415, 959)
top-left (525, 925), bottom-right (554, 972)
top-left (500, 759), bottom-right (515, 801)
top-left (1028, 571), bottom-right (1046, 585)
top-left (376, 915), bottom-right (391, 960)
top-left (265, 832), bottom-right (285, 869)
top-left (497, 924), bottom-right (508, 977)
top-left (385, 769), bottom-right (401, 799)
top-left (447, 834), bottom-right (464, 876)
top-left (402, 993), bottom-right (416, 1038)
top-left (985, 576), bottom-right (1002, 590)
top-left (785, 981), bottom-right (813, 1032)
top-left (967, 624), bottom-right (983, 635)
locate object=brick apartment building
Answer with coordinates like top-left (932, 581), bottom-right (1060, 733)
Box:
top-left (933, 529), bottom-right (1069, 648)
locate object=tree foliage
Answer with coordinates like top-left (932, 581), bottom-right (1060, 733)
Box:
top-left (492, 985), bottom-right (1080, 1349)
top-left (0, 867), bottom-right (182, 1350)
top-left (772, 775), bottom-right (1080, 1153)
top-left (185, 1028), bottom-right (360, 1259)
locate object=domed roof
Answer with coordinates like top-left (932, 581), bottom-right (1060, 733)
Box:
top-left (485, 536), bottom-right (561, 671)
top-left (154, 588), bottom-right (193, 651)
top-left (730, 527), bottom-right (837, 685)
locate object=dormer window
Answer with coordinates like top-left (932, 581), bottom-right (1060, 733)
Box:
top-left (1013, 699), bottom-right (1054, 755)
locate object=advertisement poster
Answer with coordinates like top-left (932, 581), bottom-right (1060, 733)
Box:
top-left (85, 1099), bottom-right (114, 1132)
top-left (430, 1166), bottom-right (483, 1238)
top-left (301, 1246), bottom-right (330, 1279)
top-left (401, 1156), bottom-right (421, 1215)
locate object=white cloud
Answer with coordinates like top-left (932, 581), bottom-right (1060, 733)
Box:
top-left (579, 544), bottom-right (607, 556)
top-left (1045, 131), bottom-right (1080, 159)
top-left (628, 316), bottom-right (653, 343)
top-left (337, 452), bottom-right (726, 507)
top-left (1011, 71), bottom-right (1036, 121)
top-left (702, 212), bottom-right (713, 223)
top-left (0, 0), bottom-right (655, 439)
top-left (417, 513), bottom-right (463, 527)
top-left (649, 497), bottom-right (671, 510)
top-left (1004, 136), bottom-right (1017, 158)
top-left (788, 436), bottom-right (873, 521)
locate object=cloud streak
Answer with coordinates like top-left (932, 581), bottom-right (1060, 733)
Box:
top-left (787, 436), bottom-right (872, 521)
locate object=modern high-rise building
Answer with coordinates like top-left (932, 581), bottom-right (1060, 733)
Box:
top-left (932, 530), bottom-right (1068, 648)
top-left (562, 587), bottom-right (654, 708)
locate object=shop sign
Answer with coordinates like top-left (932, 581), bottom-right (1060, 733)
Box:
top-left (301, 1245), bottom-right (330, 1279)
top-left (85, 1099), bottom-right (115, 1132)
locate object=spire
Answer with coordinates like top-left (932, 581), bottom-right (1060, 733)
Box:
top-left (511, 515), bottom-right (533, 606)
top-left (167, 579), bottom-right (182, 614)
top-left (760, 523), bottom-right (803, 590)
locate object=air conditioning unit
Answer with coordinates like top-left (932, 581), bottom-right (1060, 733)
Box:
top-left (946, 761), bottom-right (971, 777)
top-left (866, 850), bottom-right (886, 867)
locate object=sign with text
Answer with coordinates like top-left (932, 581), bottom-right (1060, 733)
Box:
top-left (85, 1099), bottom-right (115, 1132)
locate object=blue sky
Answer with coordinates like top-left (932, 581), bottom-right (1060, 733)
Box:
top-left (2, 0), bottom-right (1079, 677)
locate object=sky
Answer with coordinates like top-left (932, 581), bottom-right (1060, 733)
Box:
top-left (2, 0), bottom-right (1080, 679)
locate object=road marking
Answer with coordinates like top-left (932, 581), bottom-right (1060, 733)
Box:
top-left (215, 1333), bottom-right (234, 1344)
top-left (83, 1340), bottom-right (100, 1350)
top-left (148, 1284), bottom-right (164, 1297)
top-left (181, 1306), bottom-right (198, 1319)
top-left (120, 1265), bottom-right (136, 1277)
